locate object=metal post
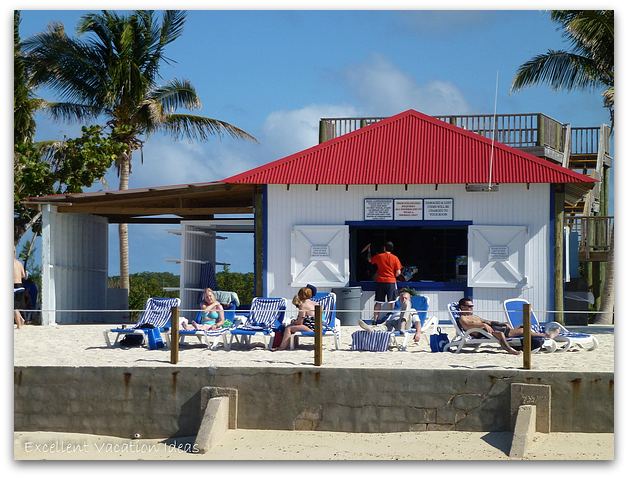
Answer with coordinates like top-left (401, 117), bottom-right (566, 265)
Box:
top-left (314, 305), bottom-right (322, 366)
top-left (170, 306), bottom-right (179, 364)
top-left (523, 304), bottom-right (531, 370)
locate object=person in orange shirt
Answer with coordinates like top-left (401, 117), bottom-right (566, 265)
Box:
top-left (363, 241), bottom-right (402, 324)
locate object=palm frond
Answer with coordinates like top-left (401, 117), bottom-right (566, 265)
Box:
top-left (147, 79), bottom-right (201, 112)
top-left (159, 11), bottom-right (186, 46)
top-left (157, 114), bottom-right (257, 143)
top-left (511, 50), bottom-right (601, 92)
top-left (45, 102), bottom-right (104, 122)
top-left (23, 28), bottom-right (109, 106)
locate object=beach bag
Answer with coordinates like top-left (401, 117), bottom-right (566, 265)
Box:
top-left (512, 336), bottom-right (545, 351)
top-left (272, 329), bottom-right (284, 349)
top-left (430, 327), bottom-right (450, 352)
top-left (351, 330), bottom-right (392, 352)
top-left (120, 334), bottom-right (144, 347)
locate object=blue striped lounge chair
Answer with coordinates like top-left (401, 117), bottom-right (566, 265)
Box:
top-left (229, 297), bottom-right (288, 350)
top-left (503, 298), bottom-right (597, 352)
top-left (173, 300), bottom-right (238, 350)
top-left (351, 329), bottom-right (392, 352)
top-left (104, 297), bottom-right (180, 347)
top-left (289, 292), bottom-right (342, 350)
top-left (446, 301), bottom-right (555, 354)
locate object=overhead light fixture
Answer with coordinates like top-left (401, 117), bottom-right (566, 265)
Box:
top-left (465, 183), bottom-right (499, 192)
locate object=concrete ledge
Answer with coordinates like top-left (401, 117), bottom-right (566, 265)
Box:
top-left (510, 405), bottom-right (537, 458)
top-left (14, 366), bottom-right (613, 437)
top-left (194, 396), bottom-right (229, 454)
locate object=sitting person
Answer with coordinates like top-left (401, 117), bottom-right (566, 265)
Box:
top-left (273, 286), bottom-right (317, 351)
top-left (457, 297), bottom-right (520, 355)
top-left (457, 297), bottom-right (557, 355)
top-left (181, 288), bottom-right (226, 331)
top-left (358, 291), bottom-right (421, 344)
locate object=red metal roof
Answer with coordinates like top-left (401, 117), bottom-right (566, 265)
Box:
top-left (222, 109), bottom-right (596, 185)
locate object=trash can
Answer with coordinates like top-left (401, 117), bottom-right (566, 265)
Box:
top-left (332, 286), bottom-right (362, 326)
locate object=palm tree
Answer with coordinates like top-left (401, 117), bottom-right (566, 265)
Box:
top-left (512, 10), bottom-right (614, 325)
top-left (511, 10), bottom-right (614, 124)
top-left (23, 10), bottom-right (256, 292)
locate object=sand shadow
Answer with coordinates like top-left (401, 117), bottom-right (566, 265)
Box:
top-left (480, 431), bottom-right (512, 455)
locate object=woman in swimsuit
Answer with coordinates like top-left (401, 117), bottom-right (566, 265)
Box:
top-left (272, 286), bottom-right (317, 351)
top-left (189, 288), bottom-right (225, 331)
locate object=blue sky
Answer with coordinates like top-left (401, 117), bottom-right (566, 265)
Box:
top-left (13, 8), bottom-right (615, 275)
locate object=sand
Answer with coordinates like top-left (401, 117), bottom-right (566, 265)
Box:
top-left (13, 323), bottom-right (614, 372)
top-left (13, 324), bottom-right (615, 462)
top-left (13, 429), bottom-right (613, 460)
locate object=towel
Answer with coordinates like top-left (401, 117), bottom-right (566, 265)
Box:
top-left (214, 290), bottom-right (240, 307)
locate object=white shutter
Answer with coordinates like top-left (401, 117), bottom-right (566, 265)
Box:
top-left (468, 225), bottom-right (527, 288)
top-left (291, 225), bottom-right (349, 287)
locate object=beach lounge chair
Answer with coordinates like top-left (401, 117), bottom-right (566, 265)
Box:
top-left (104, 297), bottom-right (180, 348)
top-left (289, 292), bottom-right (342, 350)
top-left (367, 295), bottom-right (438, 351)
top-left (229, 297), bottom-right (287, 350)
top-left (445, 301), bottom-right (554, 354)
top-left (172, 300), bottom-right (238, 350)
top-left (503, 298), bottom-right (598, 351)
top-left (391, 295), bottom-right (439, 351)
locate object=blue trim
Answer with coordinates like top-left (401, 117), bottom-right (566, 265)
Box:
top-left (353, 281), bottom-right (468, 292)
top-left (262, 185), bottom-right (268, 296)
top-left (347, 219), bottom-right (474, 298)
top-left (548, 184), bottom-right (555, 313)
top-left (346, 220), bottom-right (472, 228)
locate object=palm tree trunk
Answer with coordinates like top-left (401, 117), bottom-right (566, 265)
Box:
top-left (594, 224), bottom-right (614, 324)
top-left (118, 152), bottom-right (130, 291)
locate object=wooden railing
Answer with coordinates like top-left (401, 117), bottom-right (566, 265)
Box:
top-left (319, 113), bottom-right (567, 151)
top-left (565, 216), bottom-right (614, 257)
top-left (571, 127), bottom-right (601, 155)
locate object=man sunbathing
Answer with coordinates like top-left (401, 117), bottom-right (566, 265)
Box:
top-left (457, 297), bottom-right (521, 355)
top-left (457, 297), bottom-right (558, 355)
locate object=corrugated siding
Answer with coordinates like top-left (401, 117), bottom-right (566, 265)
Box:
top-left (266, 184), bottom-right (550, 322)
top-left (224, 110), bottom-right (595, 186)
top-left (46, 212), bottom-right (108, 324)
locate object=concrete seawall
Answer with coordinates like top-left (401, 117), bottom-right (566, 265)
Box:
top-left (14, 366), bottom-right (613, 438)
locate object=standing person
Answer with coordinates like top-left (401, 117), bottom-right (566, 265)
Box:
top-left (13, 247), bottom-right (27, 328)
top-left (364, 241), bottom-right (402, 324)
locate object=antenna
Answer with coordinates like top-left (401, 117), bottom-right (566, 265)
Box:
top-left (488, 71), bottom-right (498, 191)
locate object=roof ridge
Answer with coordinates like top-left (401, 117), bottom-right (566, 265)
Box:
top-left (222, 109), bottom-right (596, 185)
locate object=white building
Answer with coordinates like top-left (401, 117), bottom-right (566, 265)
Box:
top-left (28, 110), bottom-right (597, 325)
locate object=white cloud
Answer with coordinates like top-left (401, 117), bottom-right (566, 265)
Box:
top-left (262, 104), bottom-right (359, 158)
top-left (90, 56), bottom-right (471, 191)
top-left (345, 54), bottom-right (471, 116)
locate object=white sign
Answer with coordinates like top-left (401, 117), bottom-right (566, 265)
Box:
top-left (488, 246), bottom-right (510, 261)
top-left (310, 245), bottom-right (330, 258)
top-left (424, 199), bottom-right (453, 220)
top-left (394, 199), bottom-right (423, 220)
top-left (364, 198), bottom-right (394, 220)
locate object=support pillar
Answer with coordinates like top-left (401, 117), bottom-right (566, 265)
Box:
top-left (554, 185), bottom-right (565, 324)
top-left (254, 185), bottom-right (264, 297)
